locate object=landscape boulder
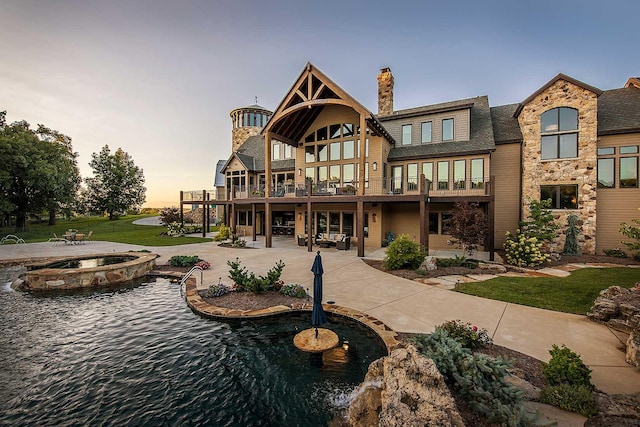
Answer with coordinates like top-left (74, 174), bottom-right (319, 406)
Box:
top-left (348, 345), bottom-right (464, 427)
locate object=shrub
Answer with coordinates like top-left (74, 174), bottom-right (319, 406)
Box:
top-left (214, 225), bottom-right (230, 241)
top-left (543, 345), bottom-right (593, 389)
top-left (435, 319), bottom-right (492, 350)
top-left (504, 229), bottom-right (550, 267)
top-left (232, 237), bottom-right (246, 248)
top-left (449, 202), bottom-right (488, 255)
top-left (227, 258), bottom-right (286, 293)
top-left (204, 283), bottom-right (229, 298)
top-left (383, 234), bottom-right (426, 270)
top-left (280, 283), bottom-right (307, 298)
top-left (539, 384), bottom-right (598, 417)
top-left (620, 214), bottom-right (640, 253)
top-left (159, 206), bottom-right (181, 225)
top-left (562, 214), bottom-right (580, 256)
top-left (168, 255), bottom-right (201, 267)
top-left (603, 248), bottom-right (627, 258)
top-left (435, 255), bottom-right (478, 269)
top-left (410, 330), bottom-right (527, 426)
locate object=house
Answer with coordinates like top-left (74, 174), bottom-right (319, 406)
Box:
top-left (205, 63), bottom-right (640, 257)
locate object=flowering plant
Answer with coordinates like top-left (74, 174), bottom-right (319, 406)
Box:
top-left (435, 319), bottom-right (492, 350)
top-left (195, 260), bottom-right (211, 270)
top-left (504, 229), bottom-right (551, 267)
top-left (204, 283), bottom-right (229, 298)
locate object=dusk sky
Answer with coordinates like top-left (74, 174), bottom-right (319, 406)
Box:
top-left (2, 0), bottom-right (637, 207)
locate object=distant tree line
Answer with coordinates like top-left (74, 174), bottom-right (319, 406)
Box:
top-left (0, 110), bottom-right (146, 227)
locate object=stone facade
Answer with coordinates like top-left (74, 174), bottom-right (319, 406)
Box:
top-left (518, 79), bottom-right (599, 254)
top-left (231, 126), bottom-right (261, 153)
top-left (377, 67), bottom-right (394, 116)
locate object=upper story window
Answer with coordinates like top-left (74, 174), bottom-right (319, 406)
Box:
top-left (421, 122), bottom-right (432, 143)
top-left (402, 124), bottom-right (412, 145)
top-left (540, 107), bottom-right (578, 160)
top-left (442, 119), bottom-right (454, 141)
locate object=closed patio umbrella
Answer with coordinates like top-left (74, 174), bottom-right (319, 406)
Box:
top-left (311, 251), bottom-right (327, 337)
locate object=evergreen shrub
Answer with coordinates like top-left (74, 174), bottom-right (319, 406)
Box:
top-left (383, 234), bottom-right (426, 270)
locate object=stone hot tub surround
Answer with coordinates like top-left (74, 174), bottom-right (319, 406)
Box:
top-left (23, 252), bottom-right (158, 290)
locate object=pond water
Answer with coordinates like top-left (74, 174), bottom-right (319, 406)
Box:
top-left (30, 255), bottom-right (137, 270)
top-left (0, 275), bottom-right (385, 426)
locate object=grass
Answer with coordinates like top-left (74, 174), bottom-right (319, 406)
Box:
top-left (456, 267), bottom-right (640, 314)
top-left (1, 215), bottom-right (213, 246)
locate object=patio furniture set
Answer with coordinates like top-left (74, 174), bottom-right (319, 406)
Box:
top-left (48, 230), bottom-right (93, 245)
top-left (297, 233), bottom-right (351, 250)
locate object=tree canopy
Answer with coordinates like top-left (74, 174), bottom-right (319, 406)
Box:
top-left (0, 112), bottom-right (80, 227)
top-left (84, 145), bottom-right (146, 220)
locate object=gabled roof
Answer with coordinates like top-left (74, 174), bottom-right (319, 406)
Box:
top-left (490, 103), bottom-right (522, 144)
top-left (514, 73), bottom-right (603, 118)
top-left (221, 135), bottom-right (294, 173)
top-left (387, 96), bottom-right (495, 160)
top-left (598, 86), bottom-right (640, 135)
top-left (263, 62), bottom-right (394, 145)
top-left (214, 160), bottom-right (226, 187)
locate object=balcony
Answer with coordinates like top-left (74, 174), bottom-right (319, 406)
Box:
top-left (181, 190), bottom-right (216, 203)
top-left (223, 177), bottom-right (490, 201)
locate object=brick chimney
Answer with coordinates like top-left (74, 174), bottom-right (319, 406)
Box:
top-left (377, 67), bottom-right (394, 116)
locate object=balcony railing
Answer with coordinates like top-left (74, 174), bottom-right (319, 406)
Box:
top-left (224, 177), bottom-right (490, 200)
top-left (181, 190), bottom-right (216, 202)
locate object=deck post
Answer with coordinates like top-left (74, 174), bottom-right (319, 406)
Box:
top-left (357, 200), bottom-right (365, 257)
top-left (230, 187), bottom-right (236, 234)
top-left (265, 202), bottom-right (272, 248)
top-left (202, 190), bottom-right (207, 237)
top-left (252, 203), bottom-right (257, 241)
top-left (419, 174), bottom-right (427, 250)
top-left (179, 191), bottom-right (184, 225)
top-left (488, 175), bottom-right (495, 261)
top-left (357, 114), bottom-right (366, 196)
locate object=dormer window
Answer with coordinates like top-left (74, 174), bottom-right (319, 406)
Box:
top-left (540, 107), bottom-right (578, 160)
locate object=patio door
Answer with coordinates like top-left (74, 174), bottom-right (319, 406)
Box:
top-left (391, 166), bottom-right (403, 194)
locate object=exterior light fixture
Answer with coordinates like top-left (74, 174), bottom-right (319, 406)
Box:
top-left (372, 213), bottom-right (377, 222)
top-left (372, 162), bottom-right (377, 171)
top-left (298, 168), bottom-right (302, 176)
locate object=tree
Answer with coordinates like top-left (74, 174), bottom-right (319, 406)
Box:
top-left (449, 202), bottom-right (488, 255)
top-left (0, 116), bottom-right (80, 228)
top-left (85, 145), bottom-right (146, 220)
top-left (520, 198), bottom-right (559, 242)
top-left (562, 214), bottom-right (580, 256)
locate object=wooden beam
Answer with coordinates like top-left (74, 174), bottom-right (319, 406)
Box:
top-left (488, 175), bottom-right (495, 261)
top-left (265, 202), bottom-right (272, 248)
top-left (179, 191), bottom-right (184, 225)
top-left (419, 175), bottom-right (426, 249)
top-left (295, 89), bottom-right (308, 102)
top-left (265, 132), bottom-right (272, 198)
top-left (312, 82), bottom-right (326, 100)
top-left (269, 132), bottom-right (298, 148)
top-left (252, 203), bottom-right (256, 241)
top-left (202, 190), bottom-right (207, 237)
top-left (357, 200), bottom-right (365, 257)
top-left (307, 199), bottom-right (313, 252)
top-left (358, 114), bottom-right (366, 196)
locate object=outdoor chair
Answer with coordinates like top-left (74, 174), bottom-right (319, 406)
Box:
top-left (336, 236), bottom-right (350, 250)
top-left (82, 230), bottom-right (93, 244)
top-left (47, 233), bottom-right (67, 246)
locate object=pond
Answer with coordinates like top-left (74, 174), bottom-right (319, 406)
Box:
top-left (0, 275), bottom-right (385, 426)
top-left (29, 255), bottom-right (137, 270)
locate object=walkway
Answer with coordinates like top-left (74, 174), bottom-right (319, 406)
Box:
top-left (1, 237), bottom-right (638, 395)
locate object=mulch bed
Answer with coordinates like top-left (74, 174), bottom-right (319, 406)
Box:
top-left (199, 290), bottom-right (307, 311)
top-left (362, 259), bottom-right (481, 279)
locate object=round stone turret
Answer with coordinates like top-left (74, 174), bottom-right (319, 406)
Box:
top-left (230, 103), bottom-right (273, 152)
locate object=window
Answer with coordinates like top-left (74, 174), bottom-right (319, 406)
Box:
top-left (318, 144), bottom-right (327, 162)
top-left (437, 161), bottom-right (449, 190)
top-left (407, 163), bottom-right (418, 190)
top-left (343, 124), bottom-right (354, 138)
top-left (329, 124), bottom-right (341, 139)
top-left (453, 160), bottom-right (465, 190)
top-left (330, 142), bottom-right (341, 161)
top-left (620, 157), bottom-right (638, 188)
top-left (272, 144), bottom-right (280, 160)
top-left (471, 158), bottom-right (484, 189)
top-left (343, 140), bottom-right (354, 159)
top-left (540, 185), bottom-right (578, 209)
top-left (620, 145), bottom-right (639, 154)
top-left (329, 165), bottom-right (340, 183)
top-left (442, 119), bottom-right (454, 141)
top-left (540, 107), bottom-right (578, 160)
top-left (284, 144), bottom-right (292, 159)
top-left (357, 139), bottom-right (369, 158)
top-left (597, 158), bottom-right (614, 188)
top-left (317, 127), bottom-right (328, 141)
top-left (237, 211), bottom-right (247, 226)
top-left (305, 145), bottom-right (315, 163)
top-left (422, 162), bottom-right (433, 190)
top-left (317, 166), bottom-right (327, 183)
top-left (598, 147), bottom-right (615, 155)
top-left (305, 132), bottom-right (315, 143)
top-left (343, 164), bottom-right (355, 183)
top-left (421, 122), bottom-right (432, 143)
top-left (305, 167), bottom-right (315, 181)
top-left (402, 124), bottom-right (412, 145)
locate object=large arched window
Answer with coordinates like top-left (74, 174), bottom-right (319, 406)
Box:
top-left (540, 107), bottom-right (578, 160)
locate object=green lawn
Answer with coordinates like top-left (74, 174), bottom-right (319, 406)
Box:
top-left (2, 215), bottom-right (213, 246)
top-left (456, 267), bottom-right (640, 314)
